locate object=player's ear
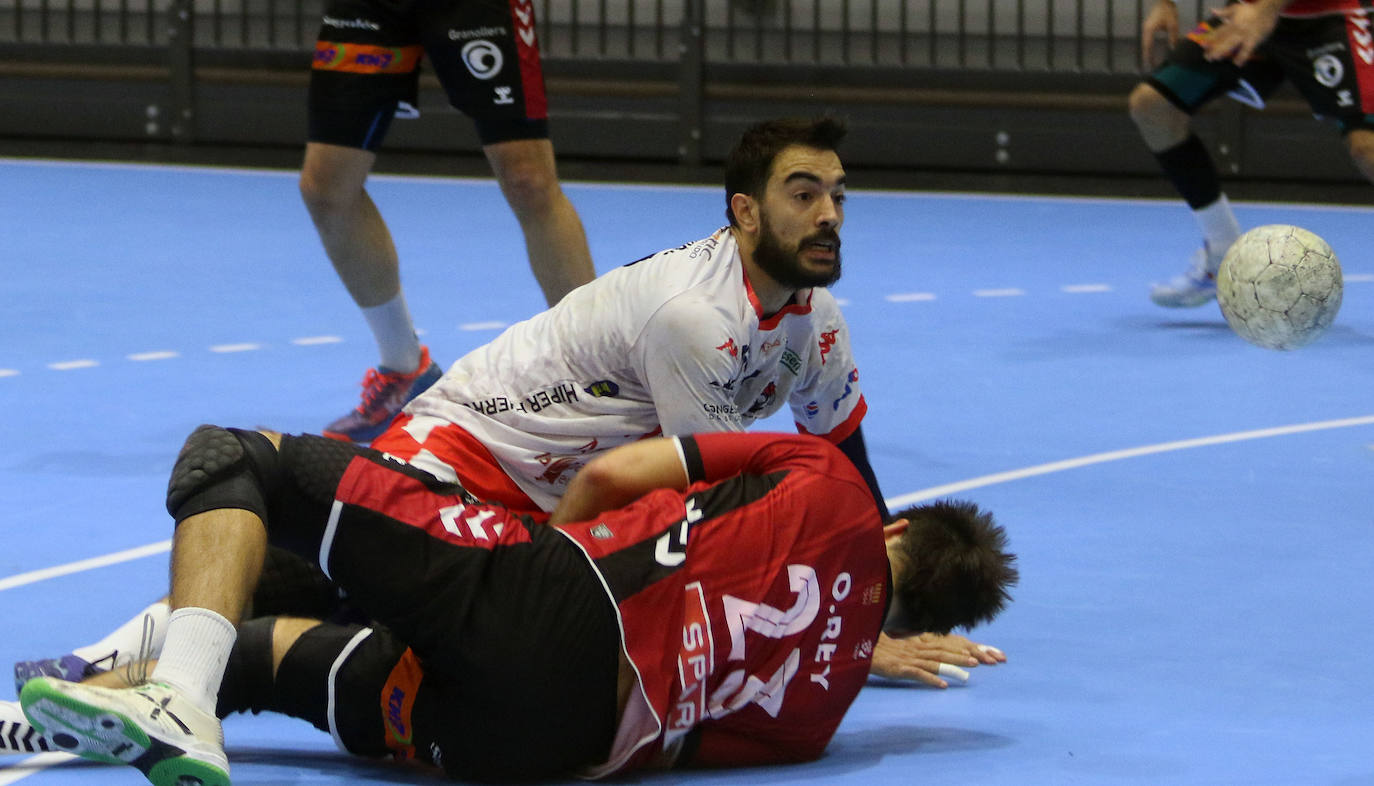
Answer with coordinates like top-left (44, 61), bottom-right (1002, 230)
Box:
top-left (730, 192), bottom-right (760, 233)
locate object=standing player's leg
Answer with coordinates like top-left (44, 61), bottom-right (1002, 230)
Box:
top-left (486, 137), bottom-right (596, 305)
top-left (306, 1), bottom-right (442, 443)
top-left (1127, 12), bottom-right (1273, 308)
top-left (421, 0), bottom-right (595, 308)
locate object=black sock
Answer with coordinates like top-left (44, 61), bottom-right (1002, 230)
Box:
top-left (1153, 134), bottom-right (1222, 209)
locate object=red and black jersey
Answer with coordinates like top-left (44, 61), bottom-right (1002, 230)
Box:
top-left (1280, 0), bottom-right (1371, 17)
top-left (555, 432), bottom-right (889, 776)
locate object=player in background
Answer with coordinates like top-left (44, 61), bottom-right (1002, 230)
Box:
top-left (14, 426), bottom-right (1017, 784)
top-left (1129, 0), bottom-right (1374, 307)
top-left (306, 0), bottom-right (595, 442)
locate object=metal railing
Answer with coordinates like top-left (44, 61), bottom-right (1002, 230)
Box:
top-left (1, 0), bottom-right (1211, 74)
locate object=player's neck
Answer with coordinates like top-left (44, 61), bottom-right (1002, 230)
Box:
top-left (737, 242), bottom-right (800, 316)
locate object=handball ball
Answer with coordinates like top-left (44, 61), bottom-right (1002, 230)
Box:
top-left (1216, 224), bottom-right (1342, 351)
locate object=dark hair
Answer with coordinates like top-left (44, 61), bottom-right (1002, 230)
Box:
top-left (724, 115), bottom-right (848, 226)
top-left (888, 500), bottom-right (1018, 635)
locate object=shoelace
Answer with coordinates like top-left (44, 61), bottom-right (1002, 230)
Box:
top-left (356, 367), bottom-right (409, 412)
top-left (119, 612), bottom-right (157, 687)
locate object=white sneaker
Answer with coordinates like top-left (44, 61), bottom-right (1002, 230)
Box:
top-left (0, 699), bottom-right (51, 754)
top-left (19, 678), bottom-right (228, 785)
top-left (1149, 246), bottom-right (1221, 308)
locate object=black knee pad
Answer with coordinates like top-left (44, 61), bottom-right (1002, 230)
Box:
top-left (165, 425), bottom-right (279, 524)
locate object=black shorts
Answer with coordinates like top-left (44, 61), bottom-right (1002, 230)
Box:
top-left (1147, 7), bottom-right (1374, 134)
top-left (308, 0), bottom-right (550, 150)
top-left (258, 434), bottom-right (620, 781)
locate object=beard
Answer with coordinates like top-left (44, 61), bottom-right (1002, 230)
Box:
top-left (752, 214), bottom-right (843, 290)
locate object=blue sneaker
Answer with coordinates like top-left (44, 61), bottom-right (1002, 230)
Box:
top-left (14, 653), bottom-right (110, 695)
top-left (323, 344), bottom-right (443, 443)
top-left (1149, 246), bottom-right (1221, 308)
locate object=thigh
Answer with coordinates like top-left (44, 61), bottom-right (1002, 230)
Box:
top-left (308, 0), bottom-right (423, 149)
top-left (1146, 11), bottom-right (1287, 113)
top-left (1265, 13), bottom-right (1374, 131)
top-left (417, 0), bottom-right (550, 144)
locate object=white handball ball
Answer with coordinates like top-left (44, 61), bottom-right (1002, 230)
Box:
top-left (1216, 224), bottom-right (1342, 350)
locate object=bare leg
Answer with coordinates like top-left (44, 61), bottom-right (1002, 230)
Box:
top-left (300, 142), bottom-right (399, 308)
top-left (484, 138), bottom-right (596, 306)
top-left (1346, 128), bottom-right (1374, 183)
top-left (1127, 82), bottom-right (1191, 153)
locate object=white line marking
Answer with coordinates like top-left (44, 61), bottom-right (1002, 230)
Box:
top-left (886, 414), bottom-right (1374, 509)
top-left (1062, 284), bottom-right (1112, 293)
top-left (47, 359), bottom-right (98, 371)
top-left (0, 369), bottom-right (18, 378)
top-left (291, 335), bottom-right (343, 346)
top-left (127, 350), bottom-right (179, 361)
top-left (461, 321), bottom-right (509, 331)
top-left (0, 753), bottom-right (76, 784)
top-left (973, 288), bottom-right (1026, 298)
top-left (209, 343), bottom-right (261, 353)
top-left (886, 292), bottom-right (937, 302)
top-left (1345, 273), bottom-right (1374, 282)
top-left (834, 297), bottom-right (852, 307)
top-left (0, 541), bottom-right (170, 592)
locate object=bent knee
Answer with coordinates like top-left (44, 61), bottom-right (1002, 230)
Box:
top-left (1128, 82), bottom-right (1182, 127)
top-left (1346, 129), bottom-right (1374, 181)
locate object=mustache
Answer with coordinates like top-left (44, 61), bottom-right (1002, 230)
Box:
top-left (798, 229), bottom-right (841, 251)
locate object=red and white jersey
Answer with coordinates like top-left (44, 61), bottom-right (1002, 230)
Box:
top-left (400, 228), bottom-right (868, 511)
top-left (555, 432), bottom-right (889, 777)
top-left (1277, 0), bottom-right (1366, 17)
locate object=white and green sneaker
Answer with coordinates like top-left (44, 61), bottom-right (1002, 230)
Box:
top-left (19, 678), bottom-right (228, 785)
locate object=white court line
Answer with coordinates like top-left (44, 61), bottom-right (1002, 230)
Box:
top-left (0, 541), bottom-right (170, 592)
top-left (886, 414), bottom-right (1374, 509)
top-left (0, 369), bottom-right (18, 378)
top-left (460, 321), bottom-right (509, 331)
top-left (886, 292), bottom-right (937, 302)
top-left (291, 335), bottom-right (343, 346)
top-left (1061, 284), bottom-right (1112, 293)
top-left (47, 360), bottom-right (98, 371)
top-left (973, 288), bottom-right (1025, 297)
top-left (209, 343), bottom-right (261, 353)
top-left (0, 754), bottom-right (76, 784)
top-left (127, 351), bottom-right (179, 361)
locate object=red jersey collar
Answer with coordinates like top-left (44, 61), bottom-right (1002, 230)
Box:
top-left (742, 263), bottom-right (815, 329)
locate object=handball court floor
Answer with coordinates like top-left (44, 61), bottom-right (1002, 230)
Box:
top-left (1, 157), bottom-right (1372, 785)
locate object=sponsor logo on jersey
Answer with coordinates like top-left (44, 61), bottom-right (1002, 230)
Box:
top-left (760, 337), bottom-right (783, 354)
top-left (702, 402), bottom-right (741, 420)
top-left (666, 582), bottom-right (714, 745)
top-left (448, 25), bottom-right (508, 41)
top-left (716, 337), bottom-right (739, 358)
top-left (1185, 19), bottom-right (1217, 47)
top-left (463, 382), bottom-right (581, 416)
top-left (853, 639), bottom-right (874, 660)
top-left (512, 0), bottom-right (537, 47)
top-left (321, 14), bottom-right (380, 30)
top-left (312, 42), bottom-right (420, 74)
top-left (780, 348), bottom-right (802, 376)
top-left (460, 39), bottom-right (504, 79)
top-left (818, 329), bottom-right (840, 365)
top-left (493, 86), bottom-right (515, 104)
top-left (1314, 52), bottom-right (1346, 87)
top-left (590, 523), bottom-right (614, 539)
top-left (584, 379), bottom-right (621, 397)
top-left (688, 234), bottom-right (720, 260)
top-left (385, 686), bottom-right (411, 744)
top-left (804, 400), bottom-right (819, 419)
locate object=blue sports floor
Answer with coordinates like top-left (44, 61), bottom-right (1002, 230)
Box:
top-left (1, 158), bottom-right (1372, 785)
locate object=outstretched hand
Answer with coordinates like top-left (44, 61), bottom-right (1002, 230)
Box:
top-left (1140, 0), bottom-right (1181, 69)
top-left (870, 632), bottom-right (1006, 689)
top-left (1203, 1), bottom-right (1281, 65)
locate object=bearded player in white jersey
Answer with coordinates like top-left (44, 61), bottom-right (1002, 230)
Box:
top-left (373, 115), bottom-right (883, 518)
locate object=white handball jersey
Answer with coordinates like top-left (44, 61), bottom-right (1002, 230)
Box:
top-left (401, 227), bottom-right (868, 510)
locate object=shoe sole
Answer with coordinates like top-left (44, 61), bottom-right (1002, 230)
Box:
top-left (20, 679), bottom-right (229, 786)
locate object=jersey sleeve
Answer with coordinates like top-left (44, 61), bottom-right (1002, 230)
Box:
top-left (634, 295), bottom-right (751, 437)
top-left (676, 431), bottom-right (847, 487)
top-left (788, 302), bottom-right (867, 444)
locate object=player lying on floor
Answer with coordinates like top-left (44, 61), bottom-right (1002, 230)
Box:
top-left (13, 425), bottom-right (1017, 784)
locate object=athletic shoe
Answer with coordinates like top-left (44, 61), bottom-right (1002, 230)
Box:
top-left (0, 699), bottom-right (51, 754)
top-left (1149, 246), bottom-right (1221, 308)
top-left (20, 678), bottom-right (228, 786)
top-left (323, 345), bottom-right (443, 443)
top-left (14, 653), bottom-right (111, 695)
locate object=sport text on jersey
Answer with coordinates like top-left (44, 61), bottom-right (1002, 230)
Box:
top-left (462, 382), bottom-right (581, 416)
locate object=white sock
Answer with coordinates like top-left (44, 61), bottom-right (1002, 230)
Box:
top-left (150, 608), bottom-right (236, 716)
top-left (72, 600), bottom-right (170, 669)
top-left (1193, 195), bottom-right (1242, 264)
top-left (361, 293), bottom-right (422, 373)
